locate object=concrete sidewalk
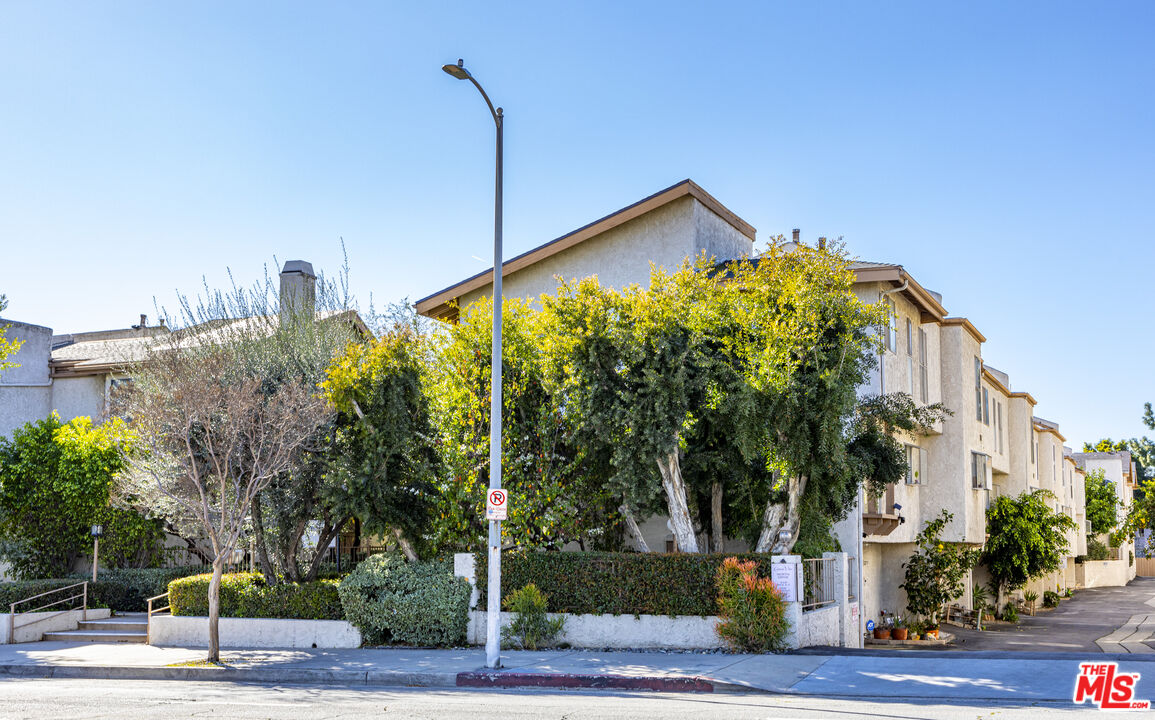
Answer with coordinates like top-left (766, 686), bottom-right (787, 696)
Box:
top-left (2, 641), bottom-right (1155, 704)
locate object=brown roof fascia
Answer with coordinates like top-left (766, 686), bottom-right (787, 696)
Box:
top-left (414, 179), bottom-right (755, 319)
top-left (1032, 422), bottom-right (1067, 442)
top-left (942, 317), bottom-right (987, 344)
top-left (1008, 391), bottom-right (1038, 405)
top-left (850, 266), bottom-right (947, 322)
top-left (982, 368), bottom-right (1012, 397)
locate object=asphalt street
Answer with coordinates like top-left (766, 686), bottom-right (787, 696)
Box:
top-left (0, 678), bottom-right (1117, 720)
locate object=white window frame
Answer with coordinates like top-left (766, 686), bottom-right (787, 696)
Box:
top-left (918, 328), bottom-right (928, 404)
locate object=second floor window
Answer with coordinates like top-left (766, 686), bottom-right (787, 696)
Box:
top-left (906, 319), bottom-right (914, 395)
top-left (918, 328), bottom-right (928, 403)
top-left (906, 445), bottom-right (928, 484)
top-left (972, 452), bottom-right (990, 489)
top-left (982, 387), bottom-right (990, 425)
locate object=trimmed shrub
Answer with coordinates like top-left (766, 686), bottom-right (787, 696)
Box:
top-left (715, 557), bottom-right (790, 652)
top-left (501, 583), bottom-right (565, 650)
top-left (168, 573), bottom-right (342, 619)
top-left (1043, 590), bottom-right (1061, 608)
top-left (1001, 601), bottom-right (1018, 623)
top-left (475, 551), bottom-right (779, 616)
top-left (338, 554), bottom-right (470, 646)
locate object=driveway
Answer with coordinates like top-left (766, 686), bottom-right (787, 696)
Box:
top-left (947, 576), bottom-right (1155, 653)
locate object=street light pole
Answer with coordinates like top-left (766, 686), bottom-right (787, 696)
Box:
top-left (442, 58), bottom-right (504, 670)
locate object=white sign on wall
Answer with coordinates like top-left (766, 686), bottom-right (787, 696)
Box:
top-left (485, 489), bottom-right (509, 521)
top-left (771, 562), bottom-right (798, 602)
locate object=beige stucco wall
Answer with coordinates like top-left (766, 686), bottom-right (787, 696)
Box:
top-left (51, 375), bottom-right (108, 425)
top-left (0, 321), bottom-right (54, 437)
top-left (459, 196), bottom-right (753, 309)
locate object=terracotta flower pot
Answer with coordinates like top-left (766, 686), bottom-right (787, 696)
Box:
top-left (873, 628), bottom-right (891, 640)
top-left (892, 628), bottom-right (908, 641)
top-left (924, 628), bottom-right (939, 639)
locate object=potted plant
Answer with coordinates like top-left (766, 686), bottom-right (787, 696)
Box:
top-left (923, 621), bottom-right (939, 640)
top-left (1023, 590), bottom-right (1038, 616)
top-left (892, 616), bottom-right (909, 641)
top-left (873, 612), bottom-right (892, 640)
top-left (908, 619), bottom-right (923, 641)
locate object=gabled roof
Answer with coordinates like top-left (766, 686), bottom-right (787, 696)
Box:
top-left (415, 179), bottom-right (755, 320)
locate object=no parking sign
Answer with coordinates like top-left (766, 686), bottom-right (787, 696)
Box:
top-left (486, 489), bottom-right (509, 520)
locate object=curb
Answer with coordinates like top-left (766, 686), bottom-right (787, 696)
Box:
top-left (456, 671), bottom-right (716, 693)
top-left (0, 664), bottom-right (456, 688)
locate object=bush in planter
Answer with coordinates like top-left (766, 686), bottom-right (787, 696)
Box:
top-left (1043, 590), bottom-right (1061, 608)
top-left (715, 557), bottom-right (790, 652)
top-left (1087, 537), bottom-right (1111, 561)
top-left (168, 573), bottom-right (342, 619)
top-left (0, 567), bottom-right (207, 612)
top-left (338, 553), bottom-right (469, 646)
top-left (1001, 601), bottom-right (1019, 623)
top-left (501, 583), bottom-right (565, 650)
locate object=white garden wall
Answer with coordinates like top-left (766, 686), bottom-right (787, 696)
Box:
top-left (1, 608), bottom-right (110, 643)
top-left (149, 615), bottom-right (361, 649)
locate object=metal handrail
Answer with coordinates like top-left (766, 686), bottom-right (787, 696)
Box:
top-left (7, 581), bottom-right (87, 644)
top-left (146, 591), bottom-right (170, 645)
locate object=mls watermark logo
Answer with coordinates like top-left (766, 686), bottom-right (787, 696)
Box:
top-left (1074, 662), bottom-right (1150, 710)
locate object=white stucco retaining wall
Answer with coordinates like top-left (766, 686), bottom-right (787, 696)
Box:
top-left (1, 608), bottom-right (110, 643)
top-left (468, 610), bottom-right (723, 649)
top-left (1080, 560), bottom-right (1131, 589)
top-left (796, 605), bottom-right (841, 648)
top-left (149, 615), bottom-right (361, 648)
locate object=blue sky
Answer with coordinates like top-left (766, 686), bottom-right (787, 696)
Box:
top-left (2, 2), bottom-right (1152, 449)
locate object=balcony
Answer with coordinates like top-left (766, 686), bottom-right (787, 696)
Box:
top-left (863, 484), bottom-right (901, 536)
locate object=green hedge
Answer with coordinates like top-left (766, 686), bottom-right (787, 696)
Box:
top-left (168, 573), bottom-right (343, 620)
top-left (0, 567), bottom-right (207, 612)
top-left (338, 554), bottom-right (470, 646)
top-left (476, 551), bottom-right (778, 617)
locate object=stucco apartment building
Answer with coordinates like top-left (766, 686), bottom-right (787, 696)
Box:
top-left (418, 180), bottom-right (1100, 624)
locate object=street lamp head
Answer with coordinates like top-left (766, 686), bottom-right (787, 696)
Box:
top-left (442, 59), bottom-right (471, 80)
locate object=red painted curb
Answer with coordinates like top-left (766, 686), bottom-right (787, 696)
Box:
top-left (456, 671), bottom-right (714, 693)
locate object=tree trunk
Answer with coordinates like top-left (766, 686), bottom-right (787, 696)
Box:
top-left (754, 474), bottom-right (808, 553)
top-left (711, 481), bottom-right (725, 554)
top-left (656, 450), bottom-right (699, 553)
top-left (249, 497), bottom-right (277, 585)
top-left (619, 504), bottom-right (650, 552)
top-left (207, 556), bottom-right (224, 663)
top-left (392, 527), bottom-right (418, 562)
top-left (303, 515), bottom-right (347, 582)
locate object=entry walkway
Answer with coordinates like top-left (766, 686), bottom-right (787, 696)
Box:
top-left (946, 577), bottom-right (1155, 653)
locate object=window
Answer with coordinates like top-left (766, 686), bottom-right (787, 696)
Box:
top-left (974, 357), bottom-right (982, 421)
top-left (906, 319), bottom-right (914, 395)
top-left (918, 328), bottom-right (928, 403)
top-left (1031, 434), bottom-right (1036, 464)
top-left (881, 298), bottom-right (897, 352)
top-left (972, 452), bottom-right (990, 490)
top-left (996, 402), bottom-right (1003, 454)
top-left (906, 445), bottom-right (928, 485)
top-left (982, 387), bottom-right (990, 425)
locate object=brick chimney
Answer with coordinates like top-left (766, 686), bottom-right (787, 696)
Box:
top-left (279, 260), bottom-right (316, 326)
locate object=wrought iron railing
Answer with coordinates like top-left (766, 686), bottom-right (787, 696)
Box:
top-left (801, 557), bottom-right (837, 611)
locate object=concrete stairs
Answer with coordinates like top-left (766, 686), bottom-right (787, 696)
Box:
top-left (43, 613), bottom-right (149, 644)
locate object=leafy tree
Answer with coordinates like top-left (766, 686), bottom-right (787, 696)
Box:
top-left (982, 490), bottom-right (1076, 604)
top-left (1084, 468), bottom-right (1121, 536)
top-left (0, 294), bottom-right (24, 372)
top-left (322, 322), bottom-right (441, 560)
top-left (900, 510), bottom-right (981, 627)
top-left (543, 243), bottom-right (888, 553)
top-left (0, 415), bottom-right (162, 578)
top-left (123, 316), bottom-right (328, 662)
top-left (421, 298), bottom-right (617, 553)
